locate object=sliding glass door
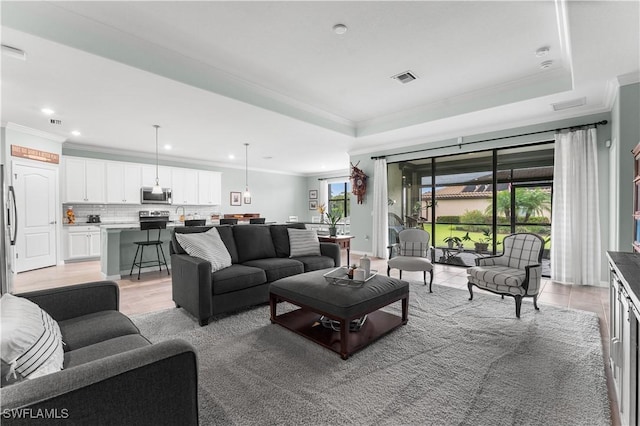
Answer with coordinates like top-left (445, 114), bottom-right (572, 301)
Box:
top-left (388, 142), bottom-right (554, 274)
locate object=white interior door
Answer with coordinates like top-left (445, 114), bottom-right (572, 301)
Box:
top-left (14, 163), bottom-right (57, 272)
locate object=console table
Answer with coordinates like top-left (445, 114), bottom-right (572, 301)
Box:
top-left (318, 235), bottom-right (354, 265)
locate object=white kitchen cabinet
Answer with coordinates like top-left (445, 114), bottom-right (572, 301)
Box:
top-left (65, 226), bottom-right (101, 260)
top-left (63, 157), bottom-right (106, 203)
top-left (608, 253), bottom-right (640, 426)
top-left (106, 162), bottom-right (142, 204)
top-left (141, 165), bottom-right (172, 189)
top-left (197, 171), bottom-right (222, 205)
top-left (172, 168), bottom-right (198, 205)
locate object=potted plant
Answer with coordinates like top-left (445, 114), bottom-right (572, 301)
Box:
top-left (462, 230), bottom-right (494, 253)
top-left (443, 236), bottom-right (463, 249)
top-left (324, 211), bottom-right (342, 237)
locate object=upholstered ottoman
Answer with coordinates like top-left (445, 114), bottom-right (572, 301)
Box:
top-left (269, 268), bottom-right (409, 359)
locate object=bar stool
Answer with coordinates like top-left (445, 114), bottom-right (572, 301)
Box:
top-left (130, 221), bottom-right (170, 280)
top-left (249, 218), bottom-right (265, 224)
top-left (219, 218), bottom-right (238, 225)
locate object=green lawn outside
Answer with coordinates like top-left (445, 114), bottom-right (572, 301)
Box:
top-left (423, 223), bottom-right (551, 250)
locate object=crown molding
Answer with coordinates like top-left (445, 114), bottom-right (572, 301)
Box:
top-left (61, 142), bottom-right (305, 176)
top-left (4, 122), bottom-right (66, 143)
top-left (617, 71), bottom-right (640, 87)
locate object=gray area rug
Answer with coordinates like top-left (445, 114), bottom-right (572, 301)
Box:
top-left (132, 283), bottom-right (610, 426)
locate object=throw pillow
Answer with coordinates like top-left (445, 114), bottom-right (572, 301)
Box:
top-left (1, 293), bottom-right (64, 386)
top-left (400, 241), bottom-right (428, 257)
top-left (288, 228), bottom-right (321, 257)
top-left (175, 227), bottom-right (232, 272)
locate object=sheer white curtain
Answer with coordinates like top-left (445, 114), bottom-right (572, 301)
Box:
top-left (551, 127), bottom-right (601, 285)
top-left (372, 158), bottom-right (389, 259)
top-left (318, 180), bottom-right (328, 212)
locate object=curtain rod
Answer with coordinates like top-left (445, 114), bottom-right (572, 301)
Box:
top-left (371, 119), bottom-right (608, 160)
top-left (318, 175), bottom-right (349, 181)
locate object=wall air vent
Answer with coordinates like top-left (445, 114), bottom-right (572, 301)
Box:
top-left (551, 97), bottom-right (586, 111)
top-left (391, 71), bottom-right (417, 84)
top-left (50, 119), bottom-right (62, 125)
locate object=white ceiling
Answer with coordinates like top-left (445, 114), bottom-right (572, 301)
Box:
top-left (1, 1), bottom-right (638, 175)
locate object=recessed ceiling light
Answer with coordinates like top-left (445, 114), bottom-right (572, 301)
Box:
top-left (540, 60), bottom-right (554, 69)
top-left (163, 144), bottom-right (172, 150)
top-left (262, 156), bottom-right (273, 160)
top-left (41, 108), bottom-right (55, 115)
top-left (332, 24), bottom-right (348, 35)
top-left (228, 154), bottom-right (235, 160)
top-left (71, 130), bottom-right (81, 136)
top-left (535, 46), bottom-right (550, 57)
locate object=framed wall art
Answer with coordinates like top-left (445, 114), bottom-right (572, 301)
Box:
top-left (309, 200), bottom-right (318, 210)
top-left (309, 189), bottom-right (318, 200)
top-left (230, 191), bottom-right (241, 206)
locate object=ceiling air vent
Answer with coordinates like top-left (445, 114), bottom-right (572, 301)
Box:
top-left (50, 119), bottom-right (62, 125)
top-left (551, 97), bottom-right (586, 111)
top-left (391, 71), bottom-right (417, 84)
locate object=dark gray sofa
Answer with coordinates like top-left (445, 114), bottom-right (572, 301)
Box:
top-left (171, 223), bottom-right (341, 325)
top-left (1, 281), bottom-right (199, 426)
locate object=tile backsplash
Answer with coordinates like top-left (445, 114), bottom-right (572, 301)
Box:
top-left (63, 204), bottom-right (221, 224)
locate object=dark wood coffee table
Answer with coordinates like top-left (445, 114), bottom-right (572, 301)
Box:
top-left (269, 269), bottom-right (409, 359)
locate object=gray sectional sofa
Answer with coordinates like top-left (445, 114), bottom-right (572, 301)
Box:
top-left (1, 281), bottom-right (199, 426)
top-left (171, 223), bottom-right (341, 325)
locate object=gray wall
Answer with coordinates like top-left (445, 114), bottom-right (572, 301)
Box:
top-left (611, 82), bottom-right (640, 251)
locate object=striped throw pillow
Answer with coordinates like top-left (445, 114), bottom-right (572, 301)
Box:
top-left (175, 227), bottom-right (232, 272)
top-left (288, 228), bottom-right (321, 257)
top-left (1, 293), bottom-right (64, 385)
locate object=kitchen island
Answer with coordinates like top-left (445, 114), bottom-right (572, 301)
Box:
top-left (100, 222), bottom-right (215, 280)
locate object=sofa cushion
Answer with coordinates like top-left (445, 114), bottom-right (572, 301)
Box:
top-left (1, 293), bottom-right (64, 385)
top-left (215, 226), bottom-right (239, 264)
top-left (212, 264), bottom-right (267, 295)
top-left (59, 311), bottom-right (140, 351)
top-left (288, 228), bottom-right (321, 257)
top-left (64, 334), bottom-right (151, 368)
top-left (233, 226), bottom-right (276, 263)
top-left (292, 255), bottom-right (335, 272)
top-left (270, 223), bottom-right (306, 257)
top-left (243, 258), bottom-right (304, 282)
top-left (175, 227), bottom-right (232, 272)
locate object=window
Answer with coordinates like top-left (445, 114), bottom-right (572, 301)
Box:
top-left (328, 181), bottom-right (350, 218)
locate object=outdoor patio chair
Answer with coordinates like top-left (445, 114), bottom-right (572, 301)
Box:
top-left (467, 233), bottom-right (544, 318)
top-left (387, 228), bottom-right (434, 292)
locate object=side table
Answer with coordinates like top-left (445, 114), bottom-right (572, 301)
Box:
top-left (318, 235), bottom-right (355, 265)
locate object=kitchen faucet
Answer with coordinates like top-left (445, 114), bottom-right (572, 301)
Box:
top-left (175, 205), bottom-right (186, 222)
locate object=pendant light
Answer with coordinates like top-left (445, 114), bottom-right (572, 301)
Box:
top-left (243, 143), bottom-right (251, 198)
top-left (151, 125), bottom-right (162, 194)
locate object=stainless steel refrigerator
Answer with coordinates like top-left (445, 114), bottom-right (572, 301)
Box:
top-left (1, 164), bottom-right (17, 294)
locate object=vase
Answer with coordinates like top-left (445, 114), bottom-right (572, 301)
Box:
top-left (329, 226), bottom-right (337, 237)
top-left (447, 241), bottom-right (454, 248)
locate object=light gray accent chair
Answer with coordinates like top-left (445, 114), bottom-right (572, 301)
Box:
top-left (387, 228), bottom-right (435, 292)
top-left (467, 233), bottom-right (544, 318)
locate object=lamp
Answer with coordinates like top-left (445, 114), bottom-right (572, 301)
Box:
top-left (243, 143), bottom-right (251, 198)
top-left (151, 125), bottom-right (162, 194)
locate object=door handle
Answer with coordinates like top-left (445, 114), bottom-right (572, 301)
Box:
top-left (49, 221), bottom-right (57, 225)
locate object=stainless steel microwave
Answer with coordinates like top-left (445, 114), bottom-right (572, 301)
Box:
top-left (140, 187), bottom-right (172, 204)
